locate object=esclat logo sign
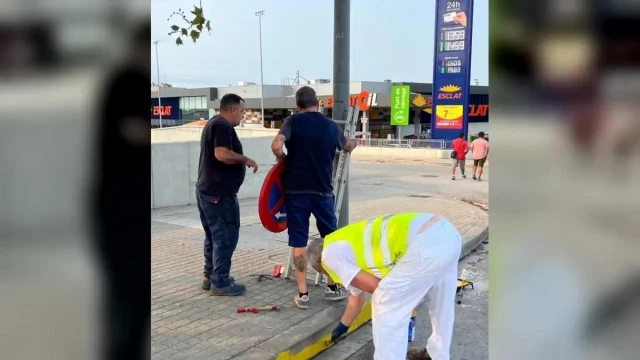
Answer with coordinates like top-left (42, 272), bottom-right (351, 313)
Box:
top-left (437, 85), bottom-right (463, 100)
top-left (318, 91), bottom-right (378, 111)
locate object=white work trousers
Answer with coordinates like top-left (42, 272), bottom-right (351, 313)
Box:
top-left (371, 218), bottom-right (462, 360)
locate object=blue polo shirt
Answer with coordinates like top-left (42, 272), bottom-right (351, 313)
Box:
top-left (278, 112), bottom-right (347, 196)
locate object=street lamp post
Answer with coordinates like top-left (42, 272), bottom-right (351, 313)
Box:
top-left (334, 0), bottom-right (351, 229)
top-left (255, 10), bottom-right (265, 128)
top-left (153, 40), bottom-right (163, 128)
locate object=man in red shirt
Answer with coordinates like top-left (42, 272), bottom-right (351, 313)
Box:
top-left (451, 132), bottom-right (469, 180)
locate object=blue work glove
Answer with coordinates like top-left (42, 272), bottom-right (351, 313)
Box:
top-left (330, 321), bottom-right (349, 344)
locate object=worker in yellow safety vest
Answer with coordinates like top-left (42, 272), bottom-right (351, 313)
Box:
top-left (307, 213), bottom-right (462, 360)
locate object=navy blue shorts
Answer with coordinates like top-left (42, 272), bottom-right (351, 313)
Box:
top-left (285, 193), bottom-right (337, 248)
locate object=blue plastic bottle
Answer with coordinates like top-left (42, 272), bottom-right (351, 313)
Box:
top-left (408, 309), bottom-right (417, 342)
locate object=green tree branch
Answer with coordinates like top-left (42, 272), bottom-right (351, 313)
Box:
top-left (168, 2), bottom-right (212, 45)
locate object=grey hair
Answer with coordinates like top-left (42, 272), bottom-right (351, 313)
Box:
top-left (295, 86), bottom-right (318, 109)
top-left (306, 237), bottom-right (324, 266)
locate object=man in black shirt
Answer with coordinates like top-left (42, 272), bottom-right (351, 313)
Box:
top-left (196, 94), bottom-right (258, 296)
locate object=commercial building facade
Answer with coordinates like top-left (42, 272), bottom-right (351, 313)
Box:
top-left (150, 81), bottom-right (488, 138)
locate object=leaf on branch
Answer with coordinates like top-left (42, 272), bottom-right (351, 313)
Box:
top-left (168, 5), bottom-right (211, 46)
top-left (190, 30), bottom-right (200, 43)
top-left (194, 15), bottom-right (205, 26)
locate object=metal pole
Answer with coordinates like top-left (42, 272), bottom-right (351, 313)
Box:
top-left (153, 40), bottom-right (163, 128)
top-left (333, 0), bottom-right (350, 228)
top-left (256, 10), bottom-right (265, 128)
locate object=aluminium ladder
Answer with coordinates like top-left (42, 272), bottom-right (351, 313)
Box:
top-left (282, 105), bottom-right (360, 286)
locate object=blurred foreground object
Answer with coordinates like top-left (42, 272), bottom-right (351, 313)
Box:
top-left (0, 1), bottom-right (150, 360)
top-left (489, 1), bottom-right (640, 359)
top-left (0, 23), bottom-right (58, 73)
top-left (92, 19), bottom-right (151, 360)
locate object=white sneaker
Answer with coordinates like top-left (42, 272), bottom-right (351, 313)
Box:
top-left (294, 294), bottom-right (309, 309)
top-left (325, 285), bottom-right (349, 301)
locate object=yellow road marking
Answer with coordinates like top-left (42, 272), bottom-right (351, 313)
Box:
top-left (276, 300), bottom-right (372, 359)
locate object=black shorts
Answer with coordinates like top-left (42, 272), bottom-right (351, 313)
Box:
top-left (473, 158), bottom-right (486, 167)
top-left (285, 193), bottom-right (337, 248)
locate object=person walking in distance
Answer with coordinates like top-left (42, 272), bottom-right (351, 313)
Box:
top-left (307, 213), bottom-right (463, 360)
top-left (451, 132), bottom-right (469, 180)
top-left (470, 131), bottom-right (489, 181)
top-left (271, 86), bottom-right (358, 309)
top-left (196, 94), bottom-right (258, 296)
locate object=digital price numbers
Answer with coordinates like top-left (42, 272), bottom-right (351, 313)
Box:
top-left (441, 29), bottom-right (466, 52)
top-left (442, 59), bottom-right (462, 74)
top-left (444, 30), bottom-right (465, 41)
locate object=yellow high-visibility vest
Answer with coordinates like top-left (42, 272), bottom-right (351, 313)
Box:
top-left (322, 213), bottom-right (421, 283)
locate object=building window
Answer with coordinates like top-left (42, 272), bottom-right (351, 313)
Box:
top-left (180, 96), bottom-right (209, 123)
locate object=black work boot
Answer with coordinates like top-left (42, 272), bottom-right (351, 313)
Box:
top-left (210, 282), bottom-right (246, 296)
top-left (202, 276), bottom-right (234, 290)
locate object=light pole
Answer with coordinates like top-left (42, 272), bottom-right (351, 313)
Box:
top-left (153, 40), bottom-right (163, 128)
top-left (334, 0), bottom-right (350, 229)
top-left (255, 10), bottom-right (265, 128)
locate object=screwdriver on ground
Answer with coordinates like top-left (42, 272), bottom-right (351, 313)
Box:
top-left (236, 305), bottom-right (279, 314)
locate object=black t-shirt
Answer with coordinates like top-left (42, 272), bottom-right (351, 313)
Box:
top-left (278, 112), bottom-right (347, 195)
top-left (196, 116), bottom-right (246, 196)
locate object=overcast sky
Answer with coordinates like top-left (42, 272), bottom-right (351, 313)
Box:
top-left (151, 0), bottom-right (488, 88)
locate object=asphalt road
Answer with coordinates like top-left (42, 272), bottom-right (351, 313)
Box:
top-left (341, 160), bottom-right (489, 204)
top-left (345, 241), bottom-right (489, 360)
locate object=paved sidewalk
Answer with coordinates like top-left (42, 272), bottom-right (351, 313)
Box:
top-left (151, 194), bottom-right (488, 360)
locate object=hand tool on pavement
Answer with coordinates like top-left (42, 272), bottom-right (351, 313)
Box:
top-left (236, 305), bottom-right (279, 314)
top-left (282, 105), bottom-right (360, 286)
top-left (250, 273), bottom-right (274, 283)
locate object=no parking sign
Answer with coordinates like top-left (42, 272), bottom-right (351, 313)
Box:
top-left (258, 161), bottom-right (288, 233)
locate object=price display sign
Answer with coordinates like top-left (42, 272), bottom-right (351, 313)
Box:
top-left (431, 0), bottom-right (474, 139)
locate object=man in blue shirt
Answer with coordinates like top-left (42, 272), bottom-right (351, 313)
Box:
top-left (271, 86), bottom-right (358, 308)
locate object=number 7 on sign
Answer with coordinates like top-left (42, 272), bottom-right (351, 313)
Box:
top-left (444, 110), bottom-right (449, 117)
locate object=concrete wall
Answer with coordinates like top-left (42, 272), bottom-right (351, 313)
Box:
top-left (151, 137), bottom-right (277, 208)
top-left (151, 126), bottom-right (279, 143)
